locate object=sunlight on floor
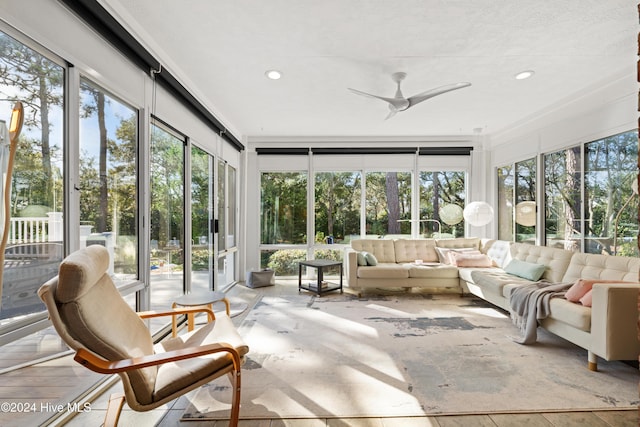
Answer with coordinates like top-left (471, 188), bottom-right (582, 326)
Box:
top-left (462, 306), bottom-right (509, 319)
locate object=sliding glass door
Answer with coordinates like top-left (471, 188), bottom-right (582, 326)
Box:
top-left (191, 145), bottom-right (215, 292)
top-left (150, 122), bottom-right (185, 313)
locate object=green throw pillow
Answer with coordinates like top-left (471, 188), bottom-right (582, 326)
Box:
top-left (365, 252), bottom-right (378, 266)
top-left (357, 251), bottom-right (368, 266)
top-left (504, 259), bottom-right (546, 281)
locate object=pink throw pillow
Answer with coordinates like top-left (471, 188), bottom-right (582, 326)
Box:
top-left (565, 279), bottom-right (636, 303)
top-left (579, 290), bottom-right (592, 307)
top-left (565, 279), bottom-right (592, 302)
top-left (449, 252), bottom-right (492, 267)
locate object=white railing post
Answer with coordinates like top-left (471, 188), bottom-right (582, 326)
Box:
top-left (47, 212), bottom-right (63, 242)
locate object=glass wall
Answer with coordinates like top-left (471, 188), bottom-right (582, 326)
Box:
top-left (366, 171), bottom-right (412, 238)
top-left (496, 158), bottom-right (536, 244)
top-left (218, 162), bottom-right (238, 287)
top-left (191, 145), bottom-right (214, 292)
top-left (584, 131), bottom-right (638, 256)
top-left (544, 146), bottom-right (582, 250)
top-left (150, 122), bottom-right (185, 312)
top-left (419, 171), bottom-right (466, 238)
top-left (514, 158), bottom-right (536, 244)
top-left (79, 79), bottom-right (138, 282)
top-left (260, 171), bottom-right (308, 271)
top-left (497, 130), bottom-right (638, 255)
top-left (314, 171), bottom-right (361, 244)
top-left (0, 30), bottom-right (65, 320)
top-left (258, 163), bottom-right (469, 276)
top-left (497, 165), bottom-right (514, 241)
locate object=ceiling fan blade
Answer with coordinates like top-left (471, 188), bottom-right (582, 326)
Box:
top-left (385, 107), bottom-right (398, 120)
top-left (348, 88), bottom-right (409, 110)
top-left (407, 82), bottom-right (471, 108)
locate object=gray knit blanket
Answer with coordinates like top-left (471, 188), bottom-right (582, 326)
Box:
top-left (508, 281), bottom-right (572, 344)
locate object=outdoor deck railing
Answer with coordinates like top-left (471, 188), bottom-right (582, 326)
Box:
top-left (8, 213), bottom-right (63, 245)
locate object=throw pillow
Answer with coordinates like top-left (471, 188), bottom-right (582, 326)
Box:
top-left (435, 247), bottom-right (477, 265)
top-left (565, 278), bottom-right (592, 302)
top-left (504, 259), bottom-right (546, 281)
top-left (364, 252), bottom-right (378, 266)
top-left (356, 251), bottom-right (368, 266)
top-left (435, 247), bottom-right (452, 264)
top-left (579, 290), bottom-right (592, 307)
top-left (565, 279), bottom-right (636, 302)
top-left (450, 252), bottom-right (493, 268)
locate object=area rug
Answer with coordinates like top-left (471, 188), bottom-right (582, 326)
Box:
top-left (183, 294), bottom-right (639, 420)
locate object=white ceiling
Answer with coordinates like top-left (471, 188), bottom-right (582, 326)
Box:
top-left (101, 0), bottom-right (637, 141)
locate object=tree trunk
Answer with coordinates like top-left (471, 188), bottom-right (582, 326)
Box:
top-left (98, 91), bottom-right (108, 232)
top-left (38, 64), bottom-right (53, 207)
top-left (386, 172), bottom-right (400, 233)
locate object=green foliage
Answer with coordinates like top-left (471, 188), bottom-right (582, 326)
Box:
top-left (192, 248), bottom-right (213, 271)
top-left (261, 172), bottom-right (308, 244)
top-left (266, 249), bottom-right (307, 275)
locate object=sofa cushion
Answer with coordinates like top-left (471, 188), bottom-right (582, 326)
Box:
top-left (472, 270), bottom-right (535, 298)
top-left (481, 239), bottom-right (512, 268)
top-left (393, 239), bottom-right (439, 263)
top-left (435, 237), bottom-right (481, 250)
top-left (510, 243), bottom-right (572, 283)
top-left (458, 266), bottom-right (503, 284)
top-left (504, 259), bottom-right (546, 281)
top-left (407, 264), bottom-right (459, 278)
top-left (548, 297), bottom-right (591, 332)
top-left (357, 263), bottom-right (409, 279)
top-left (351, 239), bottom-right (396, 263)
top-left (561, 252), bottom-right (640, 283)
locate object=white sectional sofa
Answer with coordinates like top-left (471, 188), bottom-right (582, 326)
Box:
top-left (344, 237), bottom-right (640, 370)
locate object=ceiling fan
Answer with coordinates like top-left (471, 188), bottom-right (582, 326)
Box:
top-left (348, 72), bottom-right (471, 120)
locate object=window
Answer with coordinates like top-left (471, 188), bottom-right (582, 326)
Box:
top-left (150, 122), bottom-right (184, 313)
top-left (366, 171), bottom-right (412, 237)
top-left (419, 171), bottom-right (465, 238)
top-left (79, 79), bottom-right (138, 282)
top-left (314, 171), bottom-right (361, 243)
top-left (544, 146), bottom-right (582, 250)
top-left (497, 158), bottom-right (537, 244)
top-left (260, 172), bottom-right (307, 245)
top-left (190, 145), bottom-right (214, 292)
top-left (0, 30), bottom-right (65, 319)
top-left (584, 131), bottom-right (638, 256)
top-left (514, 158), bottom-right (537, 244)
top-left (260, 172), bottom-right (307, 274)
top-left (497, 165), bottom-right (514, 241)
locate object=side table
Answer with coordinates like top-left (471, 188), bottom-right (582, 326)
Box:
top-left (298, 259), bottom-right (343, 296)
top-left (171, 290), bottom-right (230, 337)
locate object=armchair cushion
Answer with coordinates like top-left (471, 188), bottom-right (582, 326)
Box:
top-left (55, 246), bottom-right (157, 405)
top-left (155, 315), bottom-right (249, 401)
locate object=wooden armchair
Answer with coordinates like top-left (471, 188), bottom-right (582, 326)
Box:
top-left (38, 245), bottom-right (248, 426)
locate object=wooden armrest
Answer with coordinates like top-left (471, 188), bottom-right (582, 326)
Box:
top-left (137, 307), bottom-right (215, 319)
top-left (74, 342), bottom-right (240, 374)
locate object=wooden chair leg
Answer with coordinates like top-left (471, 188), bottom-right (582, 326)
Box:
top-left (104, 392), bottom-right (125, 427)
top-left (228, 367), bottom-right (242, 426)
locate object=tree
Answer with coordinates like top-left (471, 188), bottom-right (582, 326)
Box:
top-left (0, 33), bottom-right (63, 208)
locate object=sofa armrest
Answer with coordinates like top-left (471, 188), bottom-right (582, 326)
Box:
top-left (344, 247), bottom-right (358, 286)
top-left (590, 282), bottom-right (640, 361)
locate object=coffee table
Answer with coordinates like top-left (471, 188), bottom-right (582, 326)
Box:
top-left (298, 259), bottom-right (343, 296)
top-left (171, 290), bottom-right (230, 336)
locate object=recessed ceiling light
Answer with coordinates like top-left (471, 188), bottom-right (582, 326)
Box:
top-left (515, 70), bottom-right (535, 80)
top-left (265, 70), bottom-right (282, 80)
